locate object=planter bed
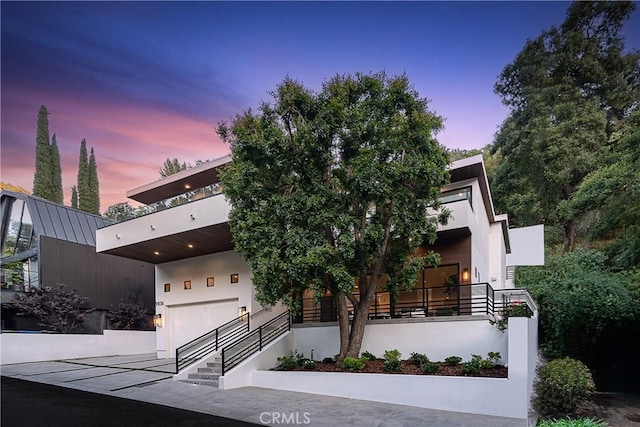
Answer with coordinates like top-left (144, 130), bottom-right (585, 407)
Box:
top-left (282, 359), bottom-right (508, 378)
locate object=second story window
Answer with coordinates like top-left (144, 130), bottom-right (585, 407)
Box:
top-left (438, 186), bottom-right (472, 207)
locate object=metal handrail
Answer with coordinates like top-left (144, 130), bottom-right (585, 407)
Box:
top-left (221, 310), bottom-right (290, 376)
top-left (175, 312), bottom-right (249, 373)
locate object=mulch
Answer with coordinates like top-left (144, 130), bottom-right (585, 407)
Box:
top-left (290, 359), bottom-right (508, 378)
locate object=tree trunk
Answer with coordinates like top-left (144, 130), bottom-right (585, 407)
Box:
top-left (336, 292), bottom-right (351, 362)
top-left (563, 219), bottom-right (576, 250)
top-left (344, 279), bottom-right (379, 358)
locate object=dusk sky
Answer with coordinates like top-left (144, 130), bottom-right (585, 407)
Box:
top-left (2, 2), bottom-right (639, 210)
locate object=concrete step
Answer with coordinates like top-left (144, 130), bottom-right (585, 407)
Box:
top-left (197, 366), bottom-right (221, 374)
top-left (180, 379), bottom-right (219, 387)
top-left (188, 373), bottom-right (220, 381)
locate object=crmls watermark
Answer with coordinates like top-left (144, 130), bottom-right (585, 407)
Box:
top-left (259, 412), bottom-right (311, 425)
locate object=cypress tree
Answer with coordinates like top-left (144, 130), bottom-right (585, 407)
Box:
top-left (87, 147), bottom-right (100, 214)
top-left (50, 134), bottom-right (63, 204)
top-left (77, 139), bottom-right (90, 212)
top-left (33, 106), bottom-right (52, 199)
top-left (71, 186), bottom-right (78, 209)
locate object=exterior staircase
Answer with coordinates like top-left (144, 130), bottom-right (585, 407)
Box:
top-left (182, 356), bottom-right (222, 387)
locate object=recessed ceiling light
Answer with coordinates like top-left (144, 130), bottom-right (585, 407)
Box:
top-left (187, 244), bottom-right (194, 248)
top-left (154, 251), bottom-right (160, 255)
top-left (184, 184), bottom-right (191, 189)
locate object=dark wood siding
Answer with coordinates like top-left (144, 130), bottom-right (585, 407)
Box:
top-left (39, 236), bottom-right (154, 310)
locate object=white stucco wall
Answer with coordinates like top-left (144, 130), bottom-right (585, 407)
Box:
top-left (291, 317), bottom-right (508, 364)
top-left (250, 316), bottom-right (537, 423)
top-left (154, 250), bottom-right (253, 358)
top-left (489, 221), bottom-right (507, 289)
top-left (0, 330), bottom-right (156, 365)
top-left (507, 225), bottom-right (545, 266)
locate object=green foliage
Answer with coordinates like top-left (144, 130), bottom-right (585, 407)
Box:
top-left (108, 294), bottom-right (148, 330)
top-left (342, 357), bottom-right (366, 372)
top-left (516, 249), bottom-right (638, 359)
top-left (71, 185), bottom-right (78, 209)
top-left (383, 349), bottom-right (402, 372)
top-left (159, 158), bottom-right (188, 178)
top-left (533, 358), bottom-right (596, 419)
top-left (360, 351), bottom-right (377, 361)
top-left (32, 105), bottom-right (63, 203)
top-left (460, 359), bottom-right (480, 376)
top-left (537, 418), bottom-right (607, 427)
top-left (420, 361), bottom-right (439, 374)
top-left (276, 349), bottom-right (304, 371)
top-left (409, 352), bottom-right (429, 366)
top-left (444, 356), bottom-right (462, 366)
top-left (12, 284), bottom-right (89, 333)
top-left (218, 72), bottom-right (450, 358)
top-left (491, 301), bottom-right (533, 332)
top-left (322, 357), bottom-right (335, 364)
top-left (77, 139), bottom-right (90, 211)
top-left (104, 202), bottom-right (138, 222)
top-left (302, 359), bottom-right (316, 370)
top-left (491, 2), bottom-right (639, 248)
top-left (87, 147), bottom-right (100, 214)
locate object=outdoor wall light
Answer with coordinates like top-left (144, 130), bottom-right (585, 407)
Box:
top-left (230, 273), bottom-right (239, 284)
top-left (190, 214), bottom-right (196, 220)
top-left (150, 225), bottom-right (156, 230)
top-left (462, 268), bottom-right (470, 282)
top-left (153, 314), bottom-right (163, 328)
top-left (238, 306), bottom-right (247, 317)
top-left (115, 234), bottom-right (121, 239)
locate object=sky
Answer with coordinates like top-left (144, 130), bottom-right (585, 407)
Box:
top-left (1, 1), bottom-right (639, 210)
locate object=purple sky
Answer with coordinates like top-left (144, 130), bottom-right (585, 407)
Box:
top-left (2, 2), bottom-right (638, 209)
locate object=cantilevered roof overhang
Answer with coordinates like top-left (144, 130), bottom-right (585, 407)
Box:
top-left (127, 155), bottom-right (232, 205)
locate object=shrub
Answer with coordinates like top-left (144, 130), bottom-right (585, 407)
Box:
top-left (409, 352), bottom-right (429, 366)
top-left (12, 284), bottom-right (90, 333)
top-left (108, 294), bottom-right (148, 330)
top-left (302, 359), bottom-right (316, 370)
top-left (533, 358), bottom-right (595, 419)
top-left (322, 357), bottom-right (335, 364)
top-left (444, 356), bottom-right (462, 366)
top-left (382, 349), bottom-right (402, 372)
top-left (343, 357), bottom-right (366, 371)
top-left (492, 300), bottom-right (533, 332)
top-left (277, 349), bottom-right (303, 370)
top-left (420, 361), bottom-right (439, 374)
top-left (360, 351), bottom-right (377, 361)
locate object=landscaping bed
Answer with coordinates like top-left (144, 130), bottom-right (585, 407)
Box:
top-left (286, 358), bottom-right (508, 378)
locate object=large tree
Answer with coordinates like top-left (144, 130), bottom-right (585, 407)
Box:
top-left (159, 158), bottom-right (188, 177)
top-left (87, 147), bottom-right (100, 214)
top-left (32, 105), bottom-right (63, 203)
top-left (218, 73), bottom-right (449, 360)
top-left (491, 1), bottom-right (640, 248)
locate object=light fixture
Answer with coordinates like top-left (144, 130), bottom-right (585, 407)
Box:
top-left (184, 184), bottom-right (191, 189)
top-left (187, 244), bottom-right (194, 249)
top-left (190, 214), bottom-right (195, 220)
top-left (230, 273), bottom-right (239, 284)
top-left (153, 314), bottom-right (163, 328)
top-left (462, 268), bottom-right (470, 282)
top-left (150, 225), bottom-right (155, 230)
top-left (154, 251), bottom-right (160, 255)
top-left (115, 234), bottom-right (121, 239)
top-left (238, 306), bottom-right (247, 317)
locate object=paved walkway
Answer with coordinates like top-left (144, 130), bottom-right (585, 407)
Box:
top-left (1, 353), bottom-right (526, 426)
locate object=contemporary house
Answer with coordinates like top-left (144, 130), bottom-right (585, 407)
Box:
top-left (96, 153), bottom-right (543, 422)
top-left (0, 190), bottom-right (155, 332)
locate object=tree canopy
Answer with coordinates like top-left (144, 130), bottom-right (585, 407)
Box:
top-left (218, 72), bottom-right (450, 359)
top-left (32, 105), bottom-right (63, 203)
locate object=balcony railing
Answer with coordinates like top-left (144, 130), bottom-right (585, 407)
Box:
top-left (295, 282), bottom-right (496, 323)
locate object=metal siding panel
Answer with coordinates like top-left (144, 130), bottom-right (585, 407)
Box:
top-left (25, 198), bottom-right (45, 238)
top-left (35, 200), bottom-right (56, 237)
top-left (58, 209), bottom-right (77, 243)
top-left (77, 214), bottom-right (95, 246)
top-left (67, 211), bottom-right (83, 242)
top-left (46, 204), bottom-right (66, 240)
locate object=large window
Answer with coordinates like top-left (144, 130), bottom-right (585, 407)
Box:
top-left (438, 186), bottom-right (472, 206)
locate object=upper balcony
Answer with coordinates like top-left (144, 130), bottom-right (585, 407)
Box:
top-left (96, 193), bottom-right (233, 264)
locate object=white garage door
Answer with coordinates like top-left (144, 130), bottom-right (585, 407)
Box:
top-left (169, 299), bottom-right (239, 354)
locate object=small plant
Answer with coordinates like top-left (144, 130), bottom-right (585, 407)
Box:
top-left (302, 359), bottom-right (316, 370)
top-left (420, 361), bottom-right (439, 374)
top-left (444, 356), bottom-right (462, 366)
top-left (480, 352), bottom-right (502, 368)
top-left (533, 357), bottom-right (595, 419)
top-left (360, 351), bottom-right (377, 361)
top-left (322, 357), bottom-right (335, 364)
top-left (461, 359), bottom-right (480, 376)
top-left (277, 349), bottom-right (303, 371)
top-left (409, 352), bottom-right (429, 366)
top-left (491, 300), bottom-right (533, 332)
top-left (383, 349), bottom-right (402, 372)
top-left (342, 356), bottom-right (366, 371)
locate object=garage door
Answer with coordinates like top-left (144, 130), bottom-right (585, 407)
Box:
top-left (168, 299), bottom-right (239, 354)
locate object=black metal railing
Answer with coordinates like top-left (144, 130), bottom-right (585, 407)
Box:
top-left (297, 283), bottom-right (496, 323)
top-left (221, 310), bottom-right (290, 376)
top-left (175, 312), bottom-right (249, 373)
